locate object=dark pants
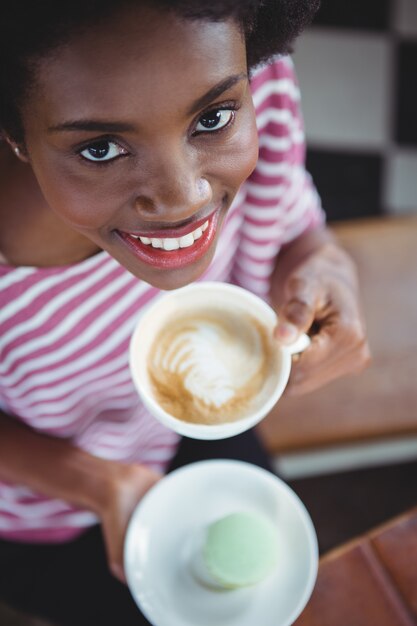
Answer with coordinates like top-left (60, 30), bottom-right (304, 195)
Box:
top-left (0, 430), bottom-right (273, 626)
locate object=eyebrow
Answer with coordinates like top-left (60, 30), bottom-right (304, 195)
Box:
top-left (48, 73), bottom-right (248, 134)
top-left (48, 120), bottom-right (135, 133)
top-left (187, 72), bottom-right (248, 115)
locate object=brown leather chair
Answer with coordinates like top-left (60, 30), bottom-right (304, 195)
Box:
top-left (295, 506), bottom-right (417, 626)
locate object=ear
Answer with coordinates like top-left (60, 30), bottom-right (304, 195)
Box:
top-left (4, 136), bottom-right (30, 163)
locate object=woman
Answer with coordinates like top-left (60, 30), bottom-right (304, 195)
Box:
top-left (0, 1), bottom-right (369, 624)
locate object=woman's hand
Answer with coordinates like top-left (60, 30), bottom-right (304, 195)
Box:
top-left (0, 411), bottom-right (162, 584)
top-left (99, 462), bottom-right (161, 583)
top-left (270, 227), bottom-right (371, 395)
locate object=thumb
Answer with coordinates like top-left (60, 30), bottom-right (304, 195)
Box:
top-left (102, 525), bottom-right (126, 583)
top-left (110, 561), bottom-right (126, 584)
top-left (274, 277), bottom-right (317, 345)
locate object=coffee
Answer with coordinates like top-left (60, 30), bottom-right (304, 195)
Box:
top-left (147, 305), bottom-right (279, 424)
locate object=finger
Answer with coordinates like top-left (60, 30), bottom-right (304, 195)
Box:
top-left (104, 534), bottom-right (126, 583)
top-left (275, 300), bottom-right (315, 344)
top-left (287, 350), bottom-right (368, 395)
top-left (287, 332), bottom-right (371, 395)
top-left (275, 299), bottom-right (321, 346)
top-left (274, 275), bottom-right (326, 344)
top-left (110, 562), bottom-right (126, 584)
top-left (102, 523), bottom-right (127, 585)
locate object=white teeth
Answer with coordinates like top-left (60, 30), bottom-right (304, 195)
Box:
top-left (162, 238), bottom-right (180, 251)
top-left (134, 220), bottom-right (209, 251)
top-left (193, 227), bottom-right (203, 241)
top-left (179, 233), bottom-right (194, 248)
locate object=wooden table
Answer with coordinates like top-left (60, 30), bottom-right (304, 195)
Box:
top-left (294, 507), bottom-right (417, 626)
top-left (258, 215), bottom-right (417, 453)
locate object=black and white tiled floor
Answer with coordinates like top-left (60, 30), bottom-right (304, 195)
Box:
top-left (293, 0), bottom-right (417, 221)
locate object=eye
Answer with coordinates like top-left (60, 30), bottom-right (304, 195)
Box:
top-left (195, 109), bottom-right (234, 133)
top-left (79, 140), bottom-right (127, 162)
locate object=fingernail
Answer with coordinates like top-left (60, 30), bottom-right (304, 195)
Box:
top-left (111, 564), bottom-right (125, 582)
top-left (275, 322), bottom-right (299, 345)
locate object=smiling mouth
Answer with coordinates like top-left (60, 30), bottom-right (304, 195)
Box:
top-left (132, 219), bottom-right (209, 251)
top-left (116, 209), bottom-right (220, 270)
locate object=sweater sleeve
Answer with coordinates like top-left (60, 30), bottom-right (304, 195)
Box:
top-left (230, 56), bottom-right (325, 298)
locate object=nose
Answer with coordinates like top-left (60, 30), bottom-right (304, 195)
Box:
top-left (133, 144), bottom-right (213, 222)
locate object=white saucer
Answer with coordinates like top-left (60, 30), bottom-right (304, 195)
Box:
top-left (124, 460), bottom-right (318, 626)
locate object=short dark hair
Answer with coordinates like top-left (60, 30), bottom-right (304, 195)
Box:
top-left (0, 0), bottom-right (319, 142)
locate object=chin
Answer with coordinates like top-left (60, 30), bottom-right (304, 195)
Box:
top-left (127, 248), bottom-right (216, 291)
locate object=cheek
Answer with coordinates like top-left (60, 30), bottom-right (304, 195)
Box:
top-left (236, 114), bottom-right (259, 182)
top-left (213, 107), bottom-right (259, 189)
top-left (29, 154), bottom-right (116, 231)
top-left (50, 192), bottom-right (109, 231)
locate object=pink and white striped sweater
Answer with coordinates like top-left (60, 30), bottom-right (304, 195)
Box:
top-left (0, 57), bottom-right (324, 542)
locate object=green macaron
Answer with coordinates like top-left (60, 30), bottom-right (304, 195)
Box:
top-left (202, 511), bottom-right (279, 589)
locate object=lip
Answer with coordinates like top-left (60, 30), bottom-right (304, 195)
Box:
top-left (121, 212), bottom-right (212, 239)
top-left (115, 208), bottom-right (221, 270)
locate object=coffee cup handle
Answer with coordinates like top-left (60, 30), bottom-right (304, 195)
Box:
top-left (286, 332), bottom-right (311, 355)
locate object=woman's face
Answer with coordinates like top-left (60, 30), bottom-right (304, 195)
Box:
top-left (20, 5), bottom-right (258, 289)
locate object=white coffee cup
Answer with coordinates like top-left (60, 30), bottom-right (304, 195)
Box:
top-left (129, 282), bottom-right (309, 440)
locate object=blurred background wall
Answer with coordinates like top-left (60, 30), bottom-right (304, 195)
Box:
top-left (293, 0), bottom-right (417, 221)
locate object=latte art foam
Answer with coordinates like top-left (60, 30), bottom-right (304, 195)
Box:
top-left (147, 309), bottom-right (275, 424)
